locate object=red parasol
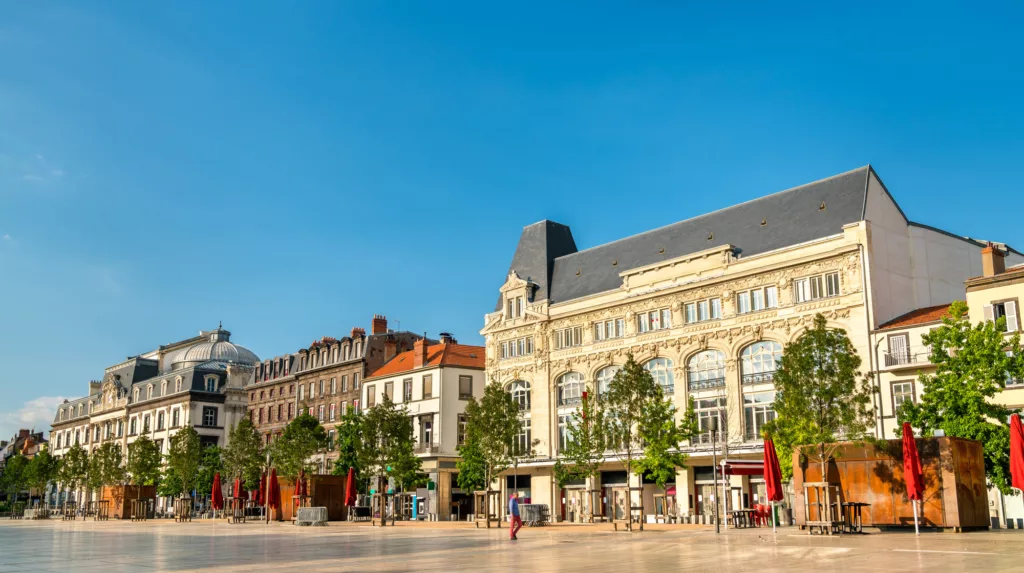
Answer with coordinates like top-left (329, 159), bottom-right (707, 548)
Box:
top-left (1011, 414), bottom-right (1024, 491)
top-left (257, 473), bottom-right (266, 506)
top-left (344, 467), bottom-right (357, 506)
top-left (269, 468), bottom-right (280, 509)
top-left (296, 470), bottom-right (306, 498)
top-left (762, 436), bottom-right (784, 532)
top-left (233, 477), bottom-right (242, 499)
top-left (211, 472), bottom-right (224, 511)
top-left (902, 422), bottom-right (923, 534)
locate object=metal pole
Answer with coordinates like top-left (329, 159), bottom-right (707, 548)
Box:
top-left (913, 500), bottom-right (919, 535)
top-left (711, 431), bottom-right (720, 534)
top-left (265, 451), bottom-right (271, 525)
top-left (772, 500), bottom-right (776, 533)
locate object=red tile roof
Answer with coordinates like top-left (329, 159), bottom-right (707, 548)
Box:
top-left (369, 342), bottom-right (485, 378)
top-left (877, 304), bottom-right (953, 331)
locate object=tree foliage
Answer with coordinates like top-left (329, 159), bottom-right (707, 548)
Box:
top-left (223, 418), bottom-right (265, 490)
top-left (0, 454), bottom-right (29, 502)
top-left (358, 395), bottom-right (419, 492)
top-left (87, 442), bottom-right (125, 490)
top-left (460, 381), bottom-right (520, 492)
top-left (455, 435), bottom-right (487, 493)
top-left (763, 314), bottom-right (875, 481)
top-left (195, 446), bottom-right (224, 497)
top-left (126, 435), bottom-right (162, 486)
top-left (26, 448), bottom-right (60, 493)
top-left (57, 443), bottom-right (89, 502)
top-left (331, 406), bottom-right (369, 491)
top-left (166, 426), bottom-right (203, 496)
top-left (270, 413), bottom-right (327, 485)
top-left (634, 396), bottom-right (699, 490)
top-left (554, 390), bottom-right (606, 488)
top-left (899, 300), bottom-right (1024, 494)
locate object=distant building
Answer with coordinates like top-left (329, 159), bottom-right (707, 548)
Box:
top-left (361, 333), bottom-right (485, 519)
top-left (247, 314), bottom-right (429, 473)
top-left (49, 326), bottom-right (258, 507)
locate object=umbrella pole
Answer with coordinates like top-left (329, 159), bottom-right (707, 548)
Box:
top-left (772, 500), bottom-right (776, 533)
top-left (913, 500), bottom-right (919, 536)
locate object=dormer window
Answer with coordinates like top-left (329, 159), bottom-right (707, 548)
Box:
top-left (175, 377), bottom-right (182, 392)
top-left (147, 385), bottom-right (154, 400)
top-left (205, 376), bottom-right (218, 392)
top-left (507, 296), bottom-right (525, 319)
top-left (161, 380), bottom-right (168, 395)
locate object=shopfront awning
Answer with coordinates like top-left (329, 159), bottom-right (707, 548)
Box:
top-left (720, 459), bottom-right (763, 476)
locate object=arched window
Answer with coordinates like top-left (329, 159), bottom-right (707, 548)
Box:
top-left (133, 389), bottom-right (139, 402)
top-left (508, 380), bottom-right (531, 411)
top-left (147, 384), bottom-right (153, 400)
top-left (557, 372), bottom-right (585, 407)
top-left (596, 366), bottom-right (620, 396)
top-left (161, 380), bottom-right (167, 396)
top-left (644, 358), bottom-right (675, 394)
top-left (687, 350), bottom-right (726, 390)
top-left (175, 377), bottom-right (182, 392)
top-left (741, 341), bottom-right (783, 385)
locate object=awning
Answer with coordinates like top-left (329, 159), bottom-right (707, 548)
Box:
top-left (665, 486), bottom-right (676, 495)
top-left (720, 459), bottom-right (763, 476)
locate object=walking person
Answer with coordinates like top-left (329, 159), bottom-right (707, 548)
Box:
top-left (509, 492), bottom-right (522, 540)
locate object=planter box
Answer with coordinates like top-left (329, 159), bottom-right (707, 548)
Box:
top-left (99, 485), bottom-right (157, 520)
top-left (792, 437), bottom-right (988, 531)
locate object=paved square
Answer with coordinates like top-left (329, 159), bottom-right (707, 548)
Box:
top-left (1, 520), bottom-right (1022, 572)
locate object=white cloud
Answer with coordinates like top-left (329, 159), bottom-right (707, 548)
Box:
top-left (0, 396), bottom-right (68, 441)
top-left (1, 234), bottom-right (9, 241)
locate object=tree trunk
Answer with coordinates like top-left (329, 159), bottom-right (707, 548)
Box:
top-left (819, 443), bottom-right (827, 484)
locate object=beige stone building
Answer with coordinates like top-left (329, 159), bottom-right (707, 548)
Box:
top-left (481, 166), bottom-right (1023, 523)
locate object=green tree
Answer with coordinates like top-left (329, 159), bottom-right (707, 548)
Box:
top-left (554, 389), bottom-right (606, 489)
top-left (764, 314), bottom-right (875, 481)
top-left (157, 467), bottom-right (183, 498)
top-left (223, 418), bottom-right (265, 490)
top-left (899, 300), bottom-right (1024, 494)
top-left (461, 381), bottom-right (520, 493)
top-left (358, 395), bottom-right (416, 494)
top-left (270, 413), bottom-right (327, 486)
top-left (634, 396), bottom-right (699, 492)
top-left (600, 353), bottom-right (693, 529)
top-left (455, 436), bottom-right (487, 493)
top-left (331, 405), bottom-right (363, 479)
top-left (166, 426), bottom-right (203, 497)
top-left (195, 446), bottom-right (224, 498)
top-left (26, 447), bottom-right (60, 498)
top-left (0, 454), bottom-right (29, 503)
top-left (125, 435), bottom-right (162, 486)
top-left (87, 442), bottom-right (126, 491)
top-left (57, 443), bottom-right (89, 504)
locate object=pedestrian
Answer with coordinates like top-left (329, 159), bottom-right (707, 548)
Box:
top-left (509, 492), bottom-right (522, 541)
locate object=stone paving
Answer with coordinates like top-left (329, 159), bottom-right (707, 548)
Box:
top-left (1, 519), bottom-right (1022, 572)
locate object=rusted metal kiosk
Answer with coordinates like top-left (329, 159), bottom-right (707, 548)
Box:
top-left (473, 490), bottom-right (501, 528)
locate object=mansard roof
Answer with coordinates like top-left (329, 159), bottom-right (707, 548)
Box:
top-left (500, 166), bottom-right (874, 307)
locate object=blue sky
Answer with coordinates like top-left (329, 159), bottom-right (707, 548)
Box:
top-left (1, 2), bottom-right (1022, 439)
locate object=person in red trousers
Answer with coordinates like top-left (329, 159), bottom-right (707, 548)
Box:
top-left (509, 492), bottom-right (522, 540)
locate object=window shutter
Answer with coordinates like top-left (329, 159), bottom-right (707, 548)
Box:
top-left (1006, 301), bottom-right (1019, 332)
top-left (984, 304), bottom-right (995, 322)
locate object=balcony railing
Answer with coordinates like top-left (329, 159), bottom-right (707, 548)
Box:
top-left (414, 442), bottom-right (440, 454)
top-left (881, 347), bottom-right (932, 369)
top-left (558, 396), bottom-right (582, 408)
top-left (688, 377), bottom-right (726, 391)
top-left (690, 431), bottom-right (725, 446)
top-left (742, 372), bottom-right (774, 386)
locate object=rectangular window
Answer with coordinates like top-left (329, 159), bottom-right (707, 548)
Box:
top-left (751, 289), bottom-right (763, 312)
top-left (319, 380), bottom-right (325, 396)
top-left (422, 374), bottom-right (433, 399)
top-left (694, 398), bottom-right (725, 444)
top-left (698, 300), bottom-right (709, 321)
top-left (795, 272), bottom-right (840, 303)
top-left (500, 337), bottom-right (534, 359)
top-left (403, 378), bottom-right (413, 402)
top-left (687, 298), bottom-right (721, 323)
top-left (318, 405), bottom-right (325, 421)
top-left (329, 403), bottom-right (336, 421)
top-left (331, 378), bottom-right (336, 395)
top-left (327, 430), bottom-right (336, 450)
top-left (366, 385), bottom-right (376, 408)
top-left (743, 392), bottom-right (776, 442)
top-left (517, 296), bottom-right (524, 317)
top-left (457, 414), bottom-right (468, 446)
top-left (288, 403), bottom-right (293, 419)
top-left (202, 407), bottom-right (217, 427)
top-left (892, 381), bottom-right (914, 411)
top-left (384, 382), bottom-right (394, 401)
top-left (685, 303), bottom-right (696, 324)
top-left (738, 291), bottom-right (750, 314)
top-left (593, 318), bottom-right (624, 341)
top-left (555, 326), bottom-right (583, 349)
top-left (639, 309), bottom-right (672, 333)
top-left (766, 286), bottom-right (778, 308)
top-left (459, 375), bottom-right (473, 399)
top-left (353, 373), bottom-right (360, 389)
top-left (738, 286), bottom-right (779, 314)
top-left (277, 404), bottom-right (282, 421)
top-left (341, 375), bottom-right (348, 392)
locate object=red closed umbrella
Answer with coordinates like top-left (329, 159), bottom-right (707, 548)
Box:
top-left (233, 477), bottom-right (242, 499)
top-left (344, 467), bottom-right (357, 506)
top-left (763, 436), bottom-right (784, 532)
top-left (297, 470), bottom-right (306, 498)
top-left (902, 422), bottom-right (923, 535)
top-left (211, 472), bottom-right (225, 511)
top-left (269, 468), bottom-right (280, 510)
top-left (257, 473), bottom-right (266, 506)
top-left (1011, 414), bottom-right (1024, 491)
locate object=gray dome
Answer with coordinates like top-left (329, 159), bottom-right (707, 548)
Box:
top-left (173, 327), bottom-right (259, 367)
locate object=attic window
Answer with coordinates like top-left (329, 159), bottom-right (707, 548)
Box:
top-left (612, 259), bottom-right (617, 266)
top-left (707, 232), bottom-right (714, 241)
top-left (659, 247), bottom-right (665, 254)
top-left (576, 268), bottom-right (581, 276)
top-left (819, 201), bottom-right (826, 211)
top-left (761, 218), bottom-right (767, 226)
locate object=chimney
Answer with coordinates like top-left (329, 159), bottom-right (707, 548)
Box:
top-left (413, 338), bottom-right (429, 368)
top-left (351, 327), bottom-right (366, 338)
top-left (18, 429), bottom-right (29, 440)
top-left (982, 242), bottom-right (1006, 277)
top-left (384, 335), bottom-right (398, 362)
top-left (440, 332), bottom-right (456, 345)
top-left (371, 314), bottom-right (388, 335)
top-left (89, 381), bottom-right (102, 394)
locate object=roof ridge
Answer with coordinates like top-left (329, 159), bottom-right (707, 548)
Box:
top-left (555, 166), bottom-right (871, 260)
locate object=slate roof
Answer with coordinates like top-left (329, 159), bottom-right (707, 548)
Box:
top-left (500, 166), bottom-right (873, 307)
top-left (367, 343), bottom-right (485, 379)
top-left (877, 304), bottom-right (953, 330)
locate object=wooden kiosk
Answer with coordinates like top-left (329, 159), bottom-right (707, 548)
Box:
top-left (370, 492), bottom-right (394, 526)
